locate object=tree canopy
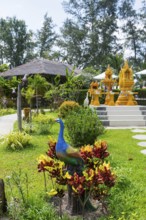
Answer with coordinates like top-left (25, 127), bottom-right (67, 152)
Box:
top-left (0, 1), bottom-right (145, 74)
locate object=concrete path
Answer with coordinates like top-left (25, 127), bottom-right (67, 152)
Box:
top-left (0, 114), bottom-right (17, 136)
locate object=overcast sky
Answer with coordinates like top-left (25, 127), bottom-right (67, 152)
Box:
top-left (0, 0), bottom-right (143, 32)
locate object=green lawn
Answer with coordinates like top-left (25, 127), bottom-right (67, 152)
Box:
top-left (99, 129), bottom-right (146, 220)
top-left (0, 113), bottom-right (146, 219)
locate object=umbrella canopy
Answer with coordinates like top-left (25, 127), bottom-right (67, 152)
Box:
top-left (135, 69), bottom-right (146, 75)
top-left (93, 72), bottom-right (118, 80)
top-left (0, 58), bottom-right (81, 77)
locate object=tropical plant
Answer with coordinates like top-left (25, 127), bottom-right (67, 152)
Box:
top-left (28, 74), bottom-right (49, 112)
top-left (44, 75), bottom-right (63, 110)
top-left (1, 131), bottom-right (32, 150)
top-left (65, 107), bottom-right (105, 147)
top-left (0, 64), bottom-right (9, 72)
top-left (38, 137), bottom-right (116, 218)
top-left (21, 87), bottom-right (35, 106)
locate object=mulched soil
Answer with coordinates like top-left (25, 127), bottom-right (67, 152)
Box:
top-left (50, 192), bottom-right (109, 220)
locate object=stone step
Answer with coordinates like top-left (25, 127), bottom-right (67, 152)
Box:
top-left (96, 111), bottom-right (107, 115)
top-left (142, 111), bottom-right (146, 115)
top-left (97, 110), bottom-right (144, 115)
top-left (99, 115), bottom-right (145, 120)
top-left (94, 106), bottom-right (146, 111)
top-left (102, 120), bottom-right (146, 127)
top-left (91, 105), bottom-right (146, 127)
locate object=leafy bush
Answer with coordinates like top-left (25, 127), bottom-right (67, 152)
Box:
top-left (133, 88), bottom-right (146, 105)
top-left (22, 121), bottom-right (36, 134)
top-left (33, 114), bottom-right (55, 135)
top-left (2, 131), bottom-right (32, 150)
top-left (65, 107), bottom-right (105, 147)
top-left (59, 100), bottom-right (80, 118)
top-left (0, 108), bottom-right (16, 116)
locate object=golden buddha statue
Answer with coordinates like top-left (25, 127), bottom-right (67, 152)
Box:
top-left (116, 61), bottom-right (137, 105)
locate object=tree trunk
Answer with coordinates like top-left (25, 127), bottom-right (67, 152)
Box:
top-left (0, 179), bottom-right (7, 215)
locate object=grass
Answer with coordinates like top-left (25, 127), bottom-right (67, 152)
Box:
top-left (0, 112), bottom-right (146, 219)
top-left (99, 129), bottom-right (146, 220)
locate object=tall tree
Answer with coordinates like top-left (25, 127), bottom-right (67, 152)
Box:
top-left (0, 17), bottom-right (35, 67)
top-left (58, 0), bottom-right (119, 69)
top-left (36, 13), bottom-right (58, 58)
top-left (58, 19), bottom-right (87, 67)
top-left (118, 0), bottom-right (143, 66)
top-left (138, 0), bottom-right (146, 68)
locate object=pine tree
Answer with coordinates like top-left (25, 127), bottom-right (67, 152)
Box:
top-left (36, 13), bottom-right (58, 58)
top-left (139, 0), bottom-right (146, 67)
top-left (118, 0), bottom-right (143, 66)
top-left (59, 0), bottom-right (119, 69)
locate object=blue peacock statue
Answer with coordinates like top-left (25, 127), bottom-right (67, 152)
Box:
top-left (55, 118), bottom-right (83, 166)
top-left (55, 118), bottom-right (96, 214)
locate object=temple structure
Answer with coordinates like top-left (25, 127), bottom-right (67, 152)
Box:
top-left (88, 81), bottom-right (101, 106)
top-left (101, 65), bottom-right (116, 106)
top-left (88, 61), bottom-right (137, 106)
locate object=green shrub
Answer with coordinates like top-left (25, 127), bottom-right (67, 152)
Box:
top-left (0, 108), bottom-right (16, 116)
top-left (2, 131), bottom-right (32, 150)
top-left (59, 100), bottom-right (80, 118)
top-left (133, 88), bottom-right (146, 98)
top-left (33, 114), bottom-right (55, 135)
top-left (22, 121), bottom-right (36, 134)
top-left (65, 107), bottom-right (105, 147)
top-left (133, 88), bottom-right (146, 105)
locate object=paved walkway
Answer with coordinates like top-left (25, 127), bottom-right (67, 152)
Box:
top-left (0, 114), bottom-right (17, 136)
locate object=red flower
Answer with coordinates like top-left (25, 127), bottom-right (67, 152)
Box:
top-left (38, 155), bottom-right (54, 172)
top-left (68, 172), bottom-right (85, 194)
top-left (93, 141), bottom-right (109, 160)
top-left (46, 140), bottom-right (57, 159)
top-left (98, 164), bottom-right (116, 187)
top-left (80, 145), bottom-right (93, 164)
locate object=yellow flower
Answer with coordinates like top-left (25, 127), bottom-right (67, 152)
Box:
top-left (83, 169), bottom-right (94, 181)
top-left (48, 135), bottom-right (56, 143)
top-left (47, 189), bottom-right (58, 196)
top-left (37, 154), bottom-right (52, 163)
top-left (81, 145), bottom-right (92, 152)
top-left (63, 171), bottom-right (72, 179)
top-left (99, 162), bottom-right (110, 171)
top-left (72, 186), bottom-right (77, 193)
top-left (44, 166), bottom-right (53, 172)
top-left (94, 140), bottom-right (102, 148)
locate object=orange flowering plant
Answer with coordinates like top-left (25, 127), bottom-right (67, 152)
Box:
top-left (37, 137), bottom-right (116, 214)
